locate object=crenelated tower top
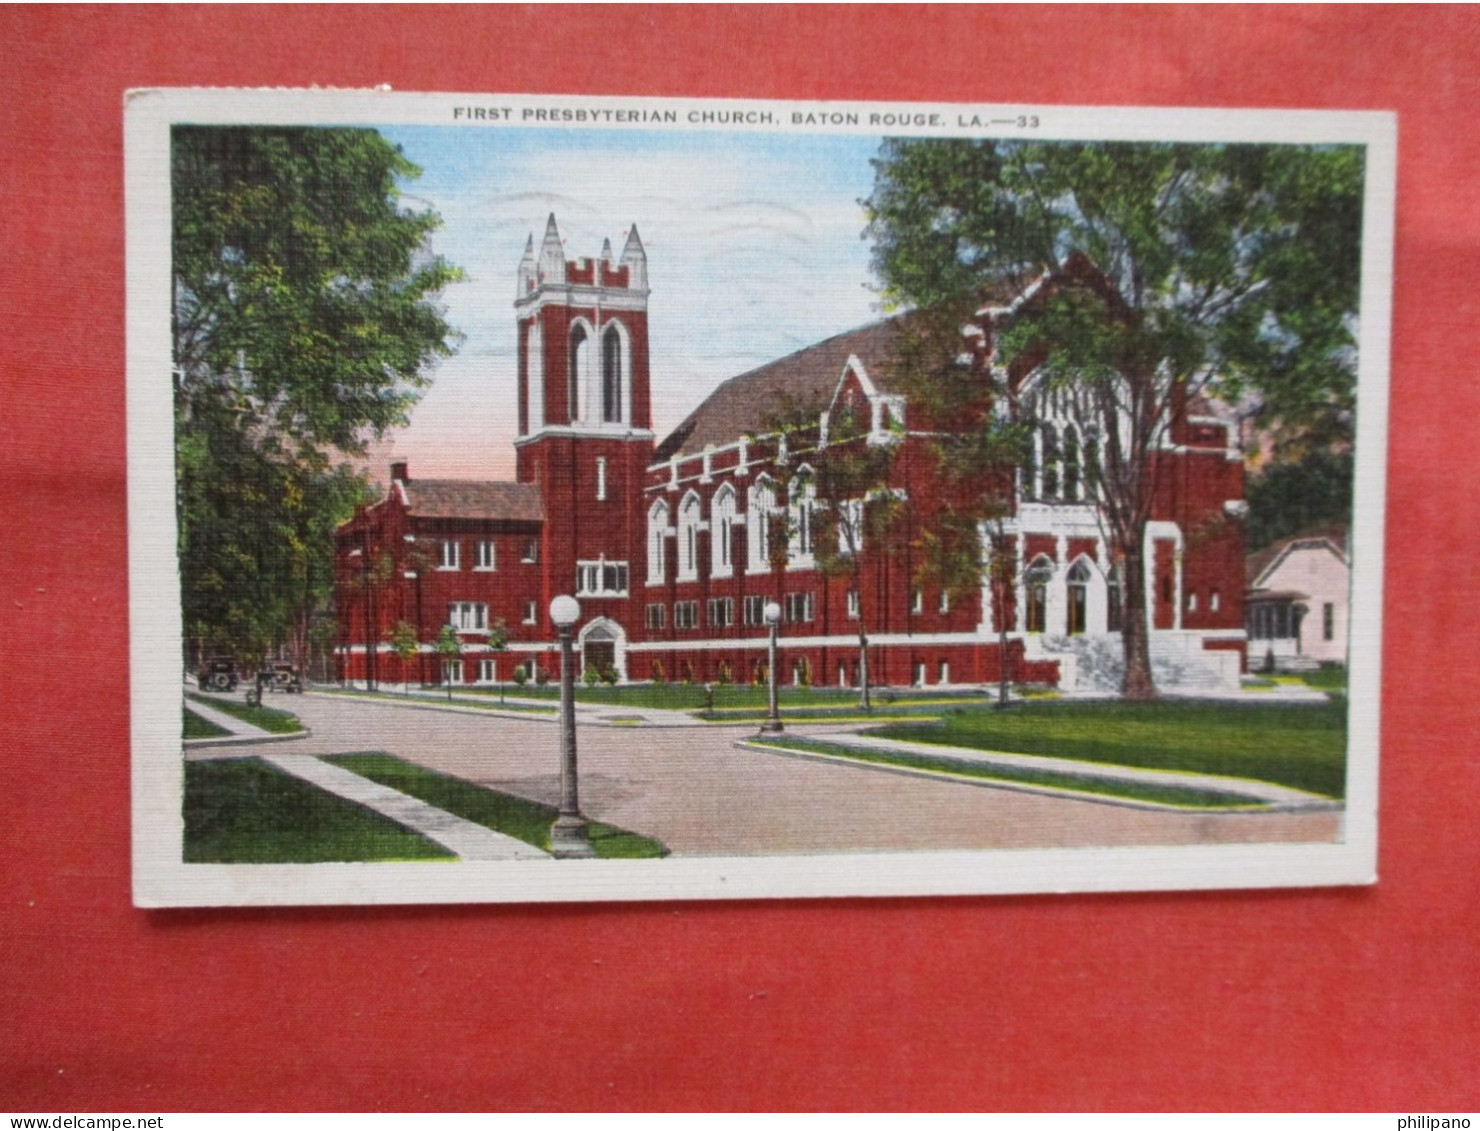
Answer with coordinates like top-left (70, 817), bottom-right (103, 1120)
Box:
top-left (514, 213), bottom-right (652, 443)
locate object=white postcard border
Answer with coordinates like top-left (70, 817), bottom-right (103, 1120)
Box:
top-left (128, 89), bottom-right (1394, 907)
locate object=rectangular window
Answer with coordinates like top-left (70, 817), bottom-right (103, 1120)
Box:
top-left (522, 539), bottom-right (540, 564)
top-left (846, 589), bottom-right (860, 619)
top-left (911, 588), bottom-right (923, 615)
top-left (646, 603), bottom-right (666, 630)
top-left (444, 659), bottom-right (464, 685)
top-left (707, 597), bottom-right (734, 627)
top-left (744, 595), bottom-right (767, 626)
top-left (939, 660), bottom-right (950, 685)
top-left (1323, 602), bottom-right (1335, 641)
top-left (596, 456), bottom-right (608, 501)
top-left (438, 539), bottom-right (460, 570)
top-left (577, 560), bottom-right (630, 597)
top-left (784, 592), bottom-right (814, 624)
top-left (479, 658), bottom-right (497, 683)
top-left (674, 600), bottom-right (699, 629)
top-left (475, 540), bottom-right (496, 570)
top-left (939, 589), bottom-right (950, 614)
top-left (523, 600), bottom-right (537, 625)
top-left (1211, 589), bottom-right (1221, 613)
top-left (448, 602), bottom-right (488, 631)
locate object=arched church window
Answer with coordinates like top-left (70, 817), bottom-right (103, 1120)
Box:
top-left (601, 325), bottom-right (624, 424)
top-left (678, 492), bottom-right (702, 581)
top-left (647, 499), bottom-right (670, 585)
top-left (1063, 425), bottom-right (1080, 502)
top-left (712, 484), bottom-right (737, 576)
top-left (748, 476), bottom-right (777, 572)
top-left (1041, 424), bottom-right (1060, 500)
top-left (526, 323), bottom-right (544, 432)
top-left (1025, 554), bottom-right (1054, 633)
top-left (788, 469), bottom-right (816, 564)
top-left (1106, 563), bottom-right (1123, 633)
top-left (1066, 557), bottom-right (1092, 635)
top-left (568, 325), bottom-right (590, 424)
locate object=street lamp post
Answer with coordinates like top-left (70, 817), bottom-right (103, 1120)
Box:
top-left (548, 595), bottom-right (594, 858)
top-left (760, 600), bottom-right (783, 734)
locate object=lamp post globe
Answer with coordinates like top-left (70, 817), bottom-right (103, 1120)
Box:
top-left (760, 601), bottom-right (784, 734)
top-left (548, 594), bottom-right (593, 858)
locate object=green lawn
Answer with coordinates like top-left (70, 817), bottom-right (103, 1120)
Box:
top-left (873, 699), bottom-right (1347, 798)
top-left (183, 706), bottom-right (230, 739)
top-left (186, 692), bottom-right (304, 734)
top-left (325, 752), bottom-right (668, 859)
top-left (183, 758), bottom-right (454, 863)
top-left (753, 736), bottom-right (1265, 808)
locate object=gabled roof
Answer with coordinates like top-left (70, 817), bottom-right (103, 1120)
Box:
top-left (654, 319), bottom-right (906, 461)
top-left (1247, 526), bottom-right (1349, 588)
top-left (401, 480), bottom-right (545, 523)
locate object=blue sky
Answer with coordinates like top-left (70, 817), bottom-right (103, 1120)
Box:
top-left (374, 125), bottom-right (884, 479)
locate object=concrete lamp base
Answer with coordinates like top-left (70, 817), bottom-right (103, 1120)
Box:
top-left (549, 815), bottom-right (595, 859)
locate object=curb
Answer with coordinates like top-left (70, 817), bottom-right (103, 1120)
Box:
top-left (738, 738), bottom-right (1343, 815)
top-left (184, 727), bottom-right (314, 750)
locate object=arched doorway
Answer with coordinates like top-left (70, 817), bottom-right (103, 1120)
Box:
top-left (578, 617), bottom-right (625, 682)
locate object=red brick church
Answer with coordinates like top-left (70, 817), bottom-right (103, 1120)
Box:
top-left (334, 215), bottom-right (1248, 693)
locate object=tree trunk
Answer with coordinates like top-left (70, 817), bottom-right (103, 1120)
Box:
top-left (1119, 537), bottom-right (1158, 701)
top-left (857, 630), bottom-right (871, 710)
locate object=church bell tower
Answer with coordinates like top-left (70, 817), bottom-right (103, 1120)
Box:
top-left (514, 214), bottom-right (654, 644)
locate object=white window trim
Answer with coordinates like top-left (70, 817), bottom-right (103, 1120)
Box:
top-left (438, 539), bottom-right (460, 571)
top-left (474, 540), bottom-right (497, 571)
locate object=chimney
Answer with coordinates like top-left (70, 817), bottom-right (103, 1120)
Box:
top-left (391, 460), bottom-right (409, 484)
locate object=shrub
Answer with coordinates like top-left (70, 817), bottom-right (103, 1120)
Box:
top-left (582, 665), bottom-right (601, 687)
top-left (716, 661), bottom-right (732, 685)
top-left (535, 666), bottom-right (551, 686)
top-left (512, 665), bottom-right (529, 687)
top-left (651, 660), bottom-right (665, 684)
top-left (600, 665), bottom-right (619, 686)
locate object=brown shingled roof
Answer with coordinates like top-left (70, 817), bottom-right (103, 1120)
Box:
top-left (402, 480), bottom-right (544, 523)
top-left (1246, 525), bottom-right (1349, 586)
top-left (654, 319), bottom-right (907, 461)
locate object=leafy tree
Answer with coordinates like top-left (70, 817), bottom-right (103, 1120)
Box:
top-left (1246, 449), bottom-right (1353, 550)
top-left (867, 139), bottom-right (1363, 699)
top-left (808, 419), bottom-right (905, 710)
top-left (172, 126), bottom-right (460, 674)
top-left (486, 617), bottom-right (511, 703)
top-left (435, 625), bottom-right (462, 702)
top-left (388, 620), bottom-right (419, 695)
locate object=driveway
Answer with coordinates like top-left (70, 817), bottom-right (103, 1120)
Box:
top-left (279, 693), bottom-right (1342, 856)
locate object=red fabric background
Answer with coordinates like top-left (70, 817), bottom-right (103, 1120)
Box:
top-left (2, 5), bottom-right (1476, 1112)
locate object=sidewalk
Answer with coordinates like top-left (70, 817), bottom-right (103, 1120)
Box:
top-left (261, 753), bottom-right (548, 861)
top-left (753, 730), bottom-right (1341, 811)
top-left (183, 694), bottom-right (312, 749)
top-left (316, 687), bottom-right (707, 727)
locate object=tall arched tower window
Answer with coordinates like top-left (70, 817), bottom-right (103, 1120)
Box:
top-left (568, 324), bottom-right (590, 424)
top-left (1066, 557), bottom-right (1092, 635)
top-left (602, 325), bottom-right (624, 424)
top-left (526, 323), bottom-right (544, 432)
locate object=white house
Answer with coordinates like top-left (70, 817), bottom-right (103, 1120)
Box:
top-left (1245, 528), bottom-right (1349, 669)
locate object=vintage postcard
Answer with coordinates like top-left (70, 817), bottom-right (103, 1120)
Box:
top-left (127, 90), bottom-right (1394, 906)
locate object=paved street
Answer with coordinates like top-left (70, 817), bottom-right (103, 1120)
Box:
top-left (258, 692), bottom-right (1342, 856)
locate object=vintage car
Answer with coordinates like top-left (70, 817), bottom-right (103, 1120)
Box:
top-left (195, 658), bottom-right (238, 692)
top-left (256, 662), bottom-right (303, 694)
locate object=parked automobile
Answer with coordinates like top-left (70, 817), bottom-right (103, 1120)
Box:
top-left (196, 658), bottom-right (238, 692)
top-left (256, 662), bottom-right (303, 694)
